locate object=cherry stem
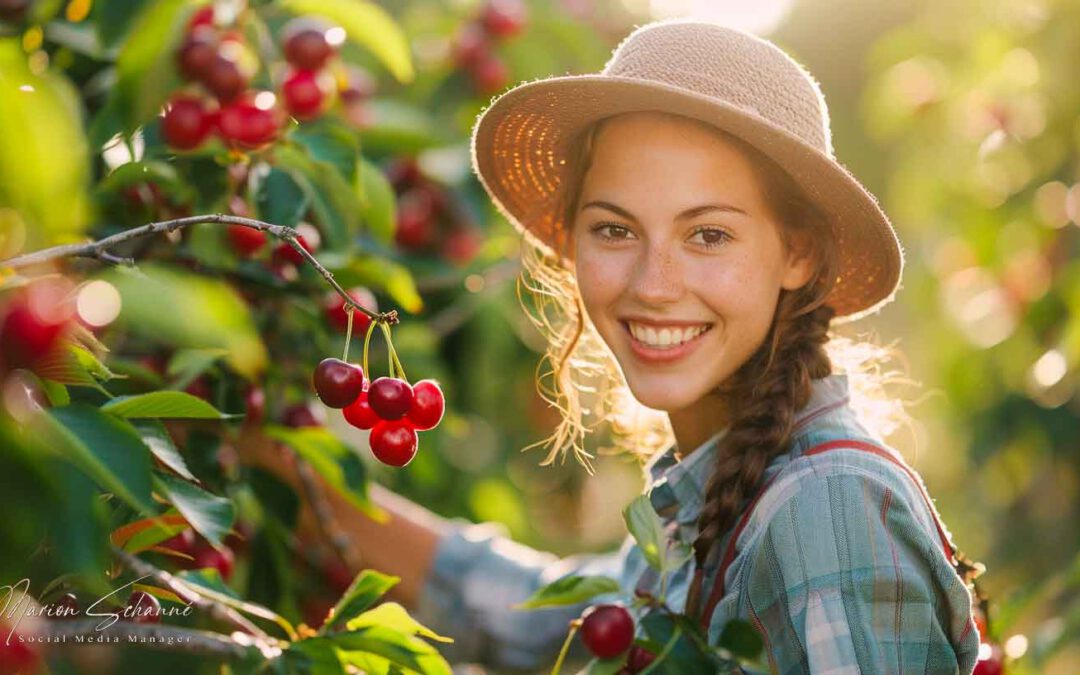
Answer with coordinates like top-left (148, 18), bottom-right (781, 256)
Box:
top-left (0, 213), bottom-right (399, 327)
top-left (362, 319), bottom-right (377, 380)
top-left (379, 322), bottom-right (407, 382)
top-left (342, 307), bottom-right (354, 363)
top-left (550, 620), bottom-right (581, 675)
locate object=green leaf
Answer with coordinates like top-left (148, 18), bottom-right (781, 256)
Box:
top-left (344, 602), bottom-right (452, 644)
top-left (336, 257), bottom-right (422, 314)
top-left (279, 0), bottom-right (414, 83)
top-left (640, 611), bottom-right (722, 675)
top-left (39, 378), bottom-right (70, 406)
top-left (274, 144), bottom-right (361, 250)
top-left (585, 657), bottom-right (627, 675)
top-left (101, 391), bottom-right (231, 419)
top-left (255, 167), bottom-right (309, 229)
top-left (514, 574), bottom-right (620, 610)
top-left (134, 420), bottom-right (195, 480)
top-left (177, 567), bottom-right (240, 599)
top-left (624, 495), bottom-right (667, 572)
top-left (104, 264), bottom-right (267, 378)
top-left (152, 471), bottom-right (235, 548)
top-left (331, 625), bottom-right (451, 675)
top-left (93, 0), bottom-right (157, 49)
top-left (112, 0), bottom-right (192, 130)
top-left (98, 160), bottom-right (197, 206)
top-left (35, 404), bottom-right (154, 516)
top-left (717, 620), bottom-right (764, 662)
top-left (264, 425), bottom-right (375, 516)
top-left (359, 100), bottom-right (443, 154)
top-left (166, 348), bottom-right (228, 389)
top-left (286, 638), bottom-right (348, 674)
top-left (321, 569), bottom-right (399, 633)
top-left (293, 121), bottom-right (360, 184)
top-left (32, 343), bottom-right (117, 390)
top-left (356, 158), bottom-right (396, 245)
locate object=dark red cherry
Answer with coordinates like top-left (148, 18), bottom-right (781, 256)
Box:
top-left (283, 21), bottom-right (335, 70)
top-left (367, 377), bottom-right (413, 420)
top-left (313, 358), bottom-right (365, 408)
top-left (407, 379), bottom-right (444, 431)
top-left (369, 420), bottom-right (418, 467)
top-left (343, 389), bottom-right (380, 430)
top-left (580, 604), bottom-right (634, 659)
top-left (125, 590), bottom-right (162, 624)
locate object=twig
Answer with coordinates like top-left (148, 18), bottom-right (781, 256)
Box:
top-left (288, 448), bottom-right (363, 574)
top-left (36, 619), bottom-right (282, 661)
top-left (0, 214), bottom-right (398, 326)
top-left (111, 546), bottom-right (279, 641)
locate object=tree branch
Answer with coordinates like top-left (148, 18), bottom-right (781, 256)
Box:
top-left (289, 448), bottom-right (364, 574)
top-left (0, 214), bottom-right (398, 325)
top-left (37, 619), bottom-right (281, 661)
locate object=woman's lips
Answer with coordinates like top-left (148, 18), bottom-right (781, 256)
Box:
top-left (621, 321), bottom-right (713, 363)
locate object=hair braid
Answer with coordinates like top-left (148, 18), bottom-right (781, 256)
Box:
top-left (684, 293), bottom-right (835, 620)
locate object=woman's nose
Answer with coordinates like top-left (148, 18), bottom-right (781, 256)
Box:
top-left (630, 242), bottom-right (683, 305)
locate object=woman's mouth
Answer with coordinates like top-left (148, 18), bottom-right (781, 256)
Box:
top-left (621, 320), bottom-right (714, 362)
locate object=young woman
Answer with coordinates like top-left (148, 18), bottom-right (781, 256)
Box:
top-left (240, 19), bottom-right (981, 674)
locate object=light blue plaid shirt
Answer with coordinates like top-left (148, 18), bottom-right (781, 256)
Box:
top-left (413, 374), bottom-right (980, 673)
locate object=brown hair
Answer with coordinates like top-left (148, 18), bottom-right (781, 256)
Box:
top-left (516, 113), bottom-right (915, 615)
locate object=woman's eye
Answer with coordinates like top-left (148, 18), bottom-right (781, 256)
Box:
top-left (688, 227), bottom-right (731, 248)
top-left (591, 223), bottom-right (635, 241)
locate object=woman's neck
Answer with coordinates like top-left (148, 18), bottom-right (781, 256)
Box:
top-left (668, 392), bottom-right (733, 460)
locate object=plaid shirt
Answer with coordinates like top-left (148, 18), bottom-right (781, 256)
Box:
top-left (413, 374), bottom-right (980, 673)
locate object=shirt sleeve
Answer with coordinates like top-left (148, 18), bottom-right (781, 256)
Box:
top-left (737, 471), bottom-right (980, 675)
top-left (411, 517), bottom-right (633, 672)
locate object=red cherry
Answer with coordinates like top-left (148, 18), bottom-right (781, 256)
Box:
top-left (244, 386), bottom-right (265, 424)
top-left (367, 377), bottom-right (413, 420)
top-left (187, 5), bottom-right (214, 32)
top-left (480, 0), bottom-right (527, 39)
top-left (272, 235), bottom-right (313, 266)
top-left (343, 390), bottom-right (381, 430)
top-left (369, 420), bottom-right (418, 467)
top-left (452, 22), bottom-right (490, 67)
top-left (323, 558), bottom-right (355, 594)
top-left (0, 625), bottom-right (40, 671)
top-left (626, 644), bottom-right (657, 673)
top-left (283, 22), bottom-right (335, 70)
top-left (407, 379), bottom-right (445, 431)
top-left (227, 224), bottom-right (267, 257)
top-left (323, 287), bottom-right (378, 335)
top-left (282, 402), bottom-right (325, 428)
top-left (282, 69), bottom-right (328, 120)
top-left (973, 643), bottom-right (1005, 675)
top-left (1, 282), bottom-right (74, 368)
top-left (313, 358), bottom-right (365, 408)
top-left (177, 29), bottom-right (218, 82)
top-left (51, 592), bottom-right (80, 621)
top-left (385, 157), bottom-right (423, 191)
top-left (200, 52), bottom-right (249, 102)
top-left (394, 189), bottom-right (437, 250)
top-left (125, 590), bottom-right (162, 624)
top-left (470, 53), bottom-right (509, 95)
top-left (160, 528), bottom-right (197, 558)
top-left (443, 227), bottom-right (483, 265)
top-left (191, 542), bottom-right (235, 581)
top-left (216, 94), bottom-right (283, 149)
top-left (184, 376), bottom-right (212, 400)
top-left (161, 96), bottom-right (213, 150)
top-left (580, 604), bottom-right (635, 659)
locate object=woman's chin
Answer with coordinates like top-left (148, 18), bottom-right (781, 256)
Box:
top-left (624, 383), bottom-right (702, 413)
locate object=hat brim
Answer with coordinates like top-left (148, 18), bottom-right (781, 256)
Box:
top-left (471, 74), bottom-right (903, 324)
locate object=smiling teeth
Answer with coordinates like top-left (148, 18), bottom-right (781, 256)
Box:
top-left (627, 322), bottom-right (710, 348)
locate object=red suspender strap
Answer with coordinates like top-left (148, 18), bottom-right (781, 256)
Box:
top-left (696, 438), bottom-right (957, 632)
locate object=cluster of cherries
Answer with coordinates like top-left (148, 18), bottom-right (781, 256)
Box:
top-left (161, 8), bottom-right (350, 152)
top-left (579, 604), bottom-right (656, 673)
top-left (386, 157), bottom-right (482, 265)
top-left (450, 0), bottom-right (527, 95)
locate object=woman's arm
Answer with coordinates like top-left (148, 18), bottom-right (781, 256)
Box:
top-left (733, 470), bottom-right (980, 674)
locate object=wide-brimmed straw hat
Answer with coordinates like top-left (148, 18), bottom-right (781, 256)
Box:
top-left (470, 19), bottom-right (903, 323)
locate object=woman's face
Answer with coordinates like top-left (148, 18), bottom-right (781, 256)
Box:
top-left (572, 112), bottom-right (814, 414)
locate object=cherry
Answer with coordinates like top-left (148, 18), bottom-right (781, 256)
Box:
top-left (0, 625), bottom-right (39, 672)
top-left (580, 604), bottom-right (635, 659)
top-left (1, 282), bottom-right (73, 368)
top-left (343, 390), bottom-right (380, 430)
top-left (201, 52), bottom-right (248, 102)
top-left (323, 557), bottom-right (354, 594)
top-left (394, 189), bottom-right (437, 250)
top-left (973, 643), bottom-right (1005, 675)
top-left (452, 22), bottom-right (490, 67)
top-left (177, 29), bottom-right (218, 82)
top-left (217, 94), bottom-right (283, 149)
top-left (480, 0), bottom-right (527, 39)
top-left (283, 22), bottom-right (335, 70)
top-left (626, 644), bottom-right (657, 673)
top-left (184, 376), bottom-right (212, 400)
top-left (187, 5), bottom-right (214, 32)
top-left (282, 69), bottom-right (329, 120)
top-left (369, 420), bottom-right (418, 467)
top-left (53, 592), bottom-right (80, 621)
top-left (282, 401), bottom-right (325, 428)
top-left (470, 53), bottom-right (510, 95)
top-left (385, 157), bottom-right (423, 191)
top-left (313, 358), bottom-right (364, 408)
top-left (443, 227), bottom-right (483, 265)
top-left (323, 287), bottom-right (378, 335)
top-left (367, 377), bottom-right (413, 420)
top-left (407, 379), bottom-right (445, 431)
top-left (244, 385), bottom-right (265, 424)
top-left (161, 95), bottom-right (213, 150)
top-left (227, 224), bottom-right (267, 257)
top-left (161, 528), bottom-right (197, 556)
top-left (125, 590), bottom-right (162, 624)
top-left (191, 542), bottom-right (235, 581)
top-left (272, 234), bottom-right (313, 266)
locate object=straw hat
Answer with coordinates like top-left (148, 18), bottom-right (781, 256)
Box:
top-left (470, 19), bottom-right (903, 323)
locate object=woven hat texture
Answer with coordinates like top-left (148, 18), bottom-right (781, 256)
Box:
top-left (470, 19), bottom-right (905, 323)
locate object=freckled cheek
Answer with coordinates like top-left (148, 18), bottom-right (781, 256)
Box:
top-left (575, 251), bottom-right (630, 308)
top-left (687, 259), bottom-right (771, 318)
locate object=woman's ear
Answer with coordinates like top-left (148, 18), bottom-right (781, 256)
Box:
top-left (780, 231), bottom-right (817, 291)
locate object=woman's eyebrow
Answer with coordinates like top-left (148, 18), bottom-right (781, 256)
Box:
top-left (581, 200), bottom-right (749, 220)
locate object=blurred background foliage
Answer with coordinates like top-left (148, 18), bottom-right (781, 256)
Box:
top-left (1, 0), bottom-right (1079, 672)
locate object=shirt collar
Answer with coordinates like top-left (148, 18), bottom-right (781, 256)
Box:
top-left (646, 372), bottom-right (852, 523)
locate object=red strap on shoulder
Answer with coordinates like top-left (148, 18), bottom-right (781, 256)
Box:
top-left (695, 438), bottom-right (957, 631)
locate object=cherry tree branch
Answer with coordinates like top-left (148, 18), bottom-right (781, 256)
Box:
top-left (0, 214), bottom-right (398, 325)
top-left (37, 619), bottom-right (282, 661)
